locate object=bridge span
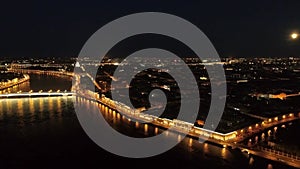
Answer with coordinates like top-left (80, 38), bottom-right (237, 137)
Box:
top-left (0, 91), bottom-right (74, 98)
top-left (3, 67), bottom-right (300, 168)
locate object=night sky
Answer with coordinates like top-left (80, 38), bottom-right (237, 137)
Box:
top-left (1, 0), bottom-right (300, 58)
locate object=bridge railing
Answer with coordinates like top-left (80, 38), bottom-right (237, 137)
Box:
top-left (234, 112), bottom-right (299, 142)
top-left (257, 146), bottom-right (300, 160)
top-left (8, 68), bottom-right (74, 77)
top-left (0, 90), bottom-right (75, 98)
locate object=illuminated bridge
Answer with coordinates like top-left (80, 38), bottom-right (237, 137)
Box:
top-left (7, 68), bottom-right (74, 77)
top-left (5, 67), bottom-right (300, 167)
top-left (0, 90), bottom-right (74, 99)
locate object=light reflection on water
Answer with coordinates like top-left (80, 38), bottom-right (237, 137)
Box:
top-left (247, 119), bottom-right (300, 155)
top-left (0, 69), bottom-right (298, 169)
top-left (0, 96), bottom-right (297, 169)
top-left (0, 97), bottom-right (73, 125)
top-left (76, 97), bottom-right (298, 169)
top-left (75, 97), bottom-right (256, 168)
top-left (0, 73), bottom-right (72, 94)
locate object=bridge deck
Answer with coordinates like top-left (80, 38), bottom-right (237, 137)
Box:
top-left (0, 92), bottom-right (75, 98)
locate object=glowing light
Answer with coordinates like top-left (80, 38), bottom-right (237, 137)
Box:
top-left (177, 134), bottom-right (181, 142)
top-left (188, 138), bottom-right (192, 147)
top-left (291, 33), bottom-right (298, 39)
top-left (267, 163), bottom-right (273, 169)
top-left (154, 127), bottom-right (158, 135)
top-left (144, 124), bottom-right (148, 133)
top-left (268, 130), bottom-right (271, 136)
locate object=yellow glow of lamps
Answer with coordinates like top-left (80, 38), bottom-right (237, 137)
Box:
top-left (291, 33), bottom-right (298, 39)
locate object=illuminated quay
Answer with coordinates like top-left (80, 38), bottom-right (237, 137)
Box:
top-left (2, 68), bottom-right (300, 168)
top-left (0, 74), bottom-right (30, 90)
top-left (76, 89), bottom-right (300, 168)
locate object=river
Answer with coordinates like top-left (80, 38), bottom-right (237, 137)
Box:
top-left (0, 73), bottom-right (298, 169)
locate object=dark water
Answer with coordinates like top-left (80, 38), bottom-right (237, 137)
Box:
top-left (273, 120), bottom-right (300, 150)
top-left (247, 119), bottom-right (300, 156)
top-left (0, 97), bottom-right (297, 169)
top-left (0, 74), bottom-right (298, 169)
top-left (0, 73), bottom-right (72, 93)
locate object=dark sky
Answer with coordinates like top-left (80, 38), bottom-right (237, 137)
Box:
top-left (1, 0), bottom-right (300, 58)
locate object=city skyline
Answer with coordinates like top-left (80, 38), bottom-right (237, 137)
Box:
top-left (1, 1), bottom-right (300, 169)
top-left (0, 56), bottom-right (300, 168)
